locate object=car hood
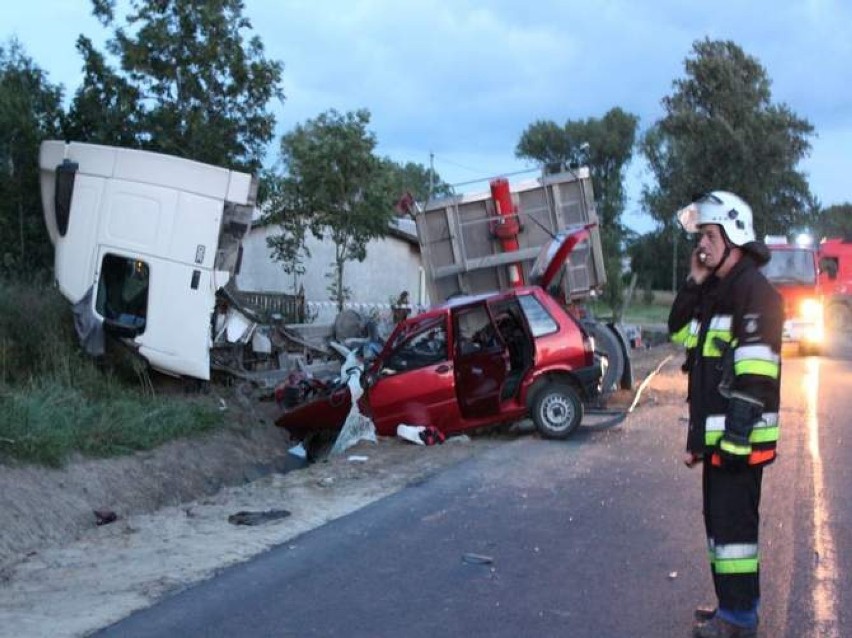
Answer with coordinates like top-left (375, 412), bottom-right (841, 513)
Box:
top-left (528, 224), bottom-right (595, 290)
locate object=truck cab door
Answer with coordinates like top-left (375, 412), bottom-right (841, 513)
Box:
top-left (453, 303), bottom-right (509, 419)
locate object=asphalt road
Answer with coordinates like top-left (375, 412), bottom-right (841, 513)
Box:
top-left (98, 335), bottom-right (852, 638)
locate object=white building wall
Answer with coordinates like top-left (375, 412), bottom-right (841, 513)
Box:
top-left (236, 224), bottom-right (426, 323)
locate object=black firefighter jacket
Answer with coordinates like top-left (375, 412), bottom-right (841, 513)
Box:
top-left (668, 247), bottom-right (783, 467)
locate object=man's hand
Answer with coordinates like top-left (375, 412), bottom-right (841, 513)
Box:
top-left (683, 452), bottom-right (702, 468)
top-left (689, 247), bottom-right (711, 284)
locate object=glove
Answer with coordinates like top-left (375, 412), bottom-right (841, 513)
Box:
top-left (717, 394), bottom-right (763, 469)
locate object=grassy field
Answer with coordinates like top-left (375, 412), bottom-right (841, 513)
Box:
top-left (0, 280), bottom-right (225, 467)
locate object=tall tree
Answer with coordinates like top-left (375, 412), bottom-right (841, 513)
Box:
top-left (815, 203), bottom-right (852, 240)
top-left (641, 39), bottom-right (816, 239)
top-left (65, 35), bottom-right (142, 146)
top-left (516, 107), bottom-right (638, 231)
top-left (0, 39), bottom-right (64, 278)
top-left (78, 0), bottom-right (284, 171)
top-left (516, 107), bottom-right (639, 314)
top-left (383, 159), bottom-right (452, 205)
top-left (267, 109), bottom-right (397, 311)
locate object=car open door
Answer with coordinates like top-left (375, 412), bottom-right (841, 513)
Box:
top-left (365, 315), bottom-right (458, 434)
top-left (453, 303), bottom-right (509, 419)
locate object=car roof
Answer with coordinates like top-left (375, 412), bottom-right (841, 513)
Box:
top-left (433, 286), bottom-right (541, 311)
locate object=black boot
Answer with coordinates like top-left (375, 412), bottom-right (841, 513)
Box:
top-left (694, 606), bottom-right (716, 622)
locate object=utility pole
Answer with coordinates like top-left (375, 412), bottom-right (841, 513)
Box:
top-left (428, 152), bottom-right (434, 201)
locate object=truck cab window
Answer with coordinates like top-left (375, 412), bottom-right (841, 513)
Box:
top-left (95, 254), bottom-right (150, 334)
top-left (820, 257), bottom-right (838, 280)
top-left (54, 160), bottom-right (78, 237)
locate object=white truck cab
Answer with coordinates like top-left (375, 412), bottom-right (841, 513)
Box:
top-left (39, 141), bottom-right (256, 380)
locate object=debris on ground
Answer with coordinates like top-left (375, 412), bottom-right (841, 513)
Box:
top-left (462, 552), bottom-right (494, 565)
top-left (94, 509), bottom-right (118, 526)
top-left (227, 509), bottom-right (292, 526)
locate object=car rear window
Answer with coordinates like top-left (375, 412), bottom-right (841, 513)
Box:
top-left (518, 294), bottom-right (558, 337)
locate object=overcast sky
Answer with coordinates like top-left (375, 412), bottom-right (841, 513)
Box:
top-left (5, 0), bottom-right (851, 233)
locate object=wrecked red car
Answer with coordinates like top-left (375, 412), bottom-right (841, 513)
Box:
top-left (275, 227), bottom-right (603, 451)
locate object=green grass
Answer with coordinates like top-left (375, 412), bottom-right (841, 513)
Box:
top-left (588, 290), bottom-right (674, 326)
top-left (0, 279), bottom-right (225, 467)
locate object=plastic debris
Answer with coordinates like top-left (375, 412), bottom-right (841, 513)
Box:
top-left (228, 509), bottom-right (291, 526)
top-left (397, 424), bottom-right (426, 445)
top-left (94, 509), bottom-right (118, 526)
top-left (462, 553), bottom-right (494, 565)
top-left (288, 443), bottom-right (307, 460)
top-left (329, 346), bottom-right (377, 456)
top-left (348, 455), bottom-right (369, 463)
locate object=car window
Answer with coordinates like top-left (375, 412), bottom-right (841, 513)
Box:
top-left (518, 294), bottom-right (558, 337)
top-left (455, 305), bottom-right (500, 355)
top-left (385, 321), bottom-right (448, 372)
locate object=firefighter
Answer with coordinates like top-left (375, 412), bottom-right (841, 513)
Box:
top-left (668, 191), bottom-right (783, 638)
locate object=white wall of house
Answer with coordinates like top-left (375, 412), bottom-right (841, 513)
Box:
top-left (236, 223), bottom-right (427, 323)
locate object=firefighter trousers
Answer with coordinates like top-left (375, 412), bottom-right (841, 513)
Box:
top-left (702, 462), bottom-right (764, 613)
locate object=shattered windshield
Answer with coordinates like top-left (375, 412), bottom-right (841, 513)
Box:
top-left (762, 248), bottom-right (817, 285)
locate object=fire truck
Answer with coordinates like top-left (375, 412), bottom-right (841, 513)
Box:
top-left (818, 237), bottom-right (852, 331)
top-left (412, 168), bottom-right (632, 395)
top-left (763, 235), bottom-right (824, 355)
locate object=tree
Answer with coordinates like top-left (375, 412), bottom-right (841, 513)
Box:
top-left (64, 35), bottom-right (142, 146)
top-left (626, 229), bottom-right (677, 291)
top-left (516, 107), bottom-right (639, 315)
top-left (267, 109), bottom-right (398, 311)
top-left (383, 159), bottom-right (452, 205)
top-left (641, 39), bottom-right (816, 241)
top-left (815, 203), bottom-right (852, 240)
top-left (77, 0), bottom-right (284, 171)
top-left (260, 168), bottom-right (310, 286)
top-left (0, 39), bottom-right (65, 278)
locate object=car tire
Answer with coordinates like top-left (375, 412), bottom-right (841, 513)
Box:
top-left (530, 382), bottom-right (583, 439)
top-left (588, 322), bottom-right (624, 395)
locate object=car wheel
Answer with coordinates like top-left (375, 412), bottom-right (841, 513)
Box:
top-left (531, 382), bottom-right (583, 439)
top-left (588, 323), bottom-right (624, 395)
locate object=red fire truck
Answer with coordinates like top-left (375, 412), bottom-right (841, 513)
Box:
top-left (763, 235), bottom-right (824, 355)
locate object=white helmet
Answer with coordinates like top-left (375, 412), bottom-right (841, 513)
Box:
top-left (677, 190), bottom-right (755, 246)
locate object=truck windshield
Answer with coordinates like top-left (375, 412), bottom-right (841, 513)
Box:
top-left (763, 248), bottom-right (817, 285)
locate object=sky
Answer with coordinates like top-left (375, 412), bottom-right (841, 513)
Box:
top-left (5, 0), bottom-right (852, 234)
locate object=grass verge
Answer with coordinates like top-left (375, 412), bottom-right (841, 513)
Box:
top-left (0, 279), bottom-right (225, 467)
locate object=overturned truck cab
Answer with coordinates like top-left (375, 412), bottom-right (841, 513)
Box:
top-left (39, 140), bottom-right (256, 380)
